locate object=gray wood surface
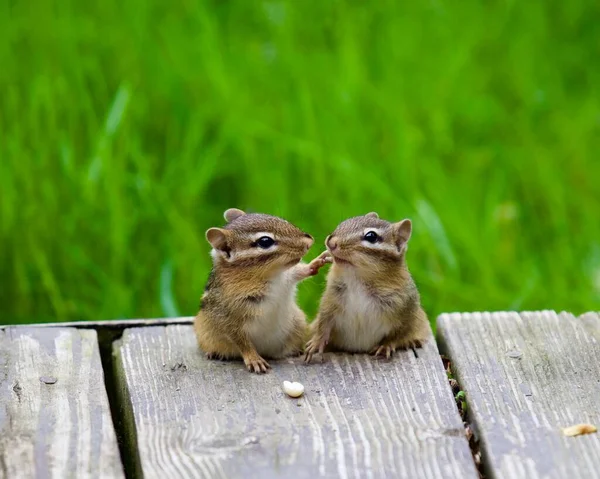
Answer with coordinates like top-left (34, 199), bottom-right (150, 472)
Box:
top-left (114, 324), bottom-right (478, 479)
top-left (437, 310), bottom-right (600, 479)
top-left (580, 311), bottom-right (600, 340)
top-left (4, 316), bottom-right (194, 331)
top-left (0, 327), bottom-right (124, 479)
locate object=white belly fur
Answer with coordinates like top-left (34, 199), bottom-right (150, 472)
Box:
top-left (333, 275), bottom-right (393, 352)
top-left (244, 270), bottom-right (299, 358)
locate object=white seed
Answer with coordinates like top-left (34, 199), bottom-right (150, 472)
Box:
top-left (283, 380), bottom-right (304, 398)
top-left (562, 423), bottom-right (597, 437)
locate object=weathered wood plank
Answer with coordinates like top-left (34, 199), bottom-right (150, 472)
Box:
top-left (114, 324), bottom-right (478, 479)
top-left (437, 310), bottom-right (600, 479)
top-left (3, 316), bottom-right (194, 331)
top-left (0, 327), bottom-right (124, 479)
top-left (580, 311), bottom-right (600, 340)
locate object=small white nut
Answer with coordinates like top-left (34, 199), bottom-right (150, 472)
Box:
top-left (283, 380), bottom-right (304, 398)
top-left (562, 423), bottom-right (597, 437)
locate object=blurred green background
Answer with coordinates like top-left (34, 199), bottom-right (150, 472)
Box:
top-left (1, 0), bottom-right (599, 326)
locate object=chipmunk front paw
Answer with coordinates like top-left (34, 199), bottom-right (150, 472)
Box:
top-left (396, 339), bottom-right (424, 351)
top-left (370, 344), bottom-right (396, 359)
top-left (243, 354), bottom-right (271, 374)
top-left (307, 251), bottom-right (333, 275)
top-left (304, 336), bottom-right (328, 364)
top-left (295, 252), bottom-right (333, 280)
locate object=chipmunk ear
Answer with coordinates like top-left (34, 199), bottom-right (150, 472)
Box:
top-left (365, 212), bottom-right (379, 219)
top-left (206, 227), bottom-right (230, 253)
top-left (393, 219), bottom-right (412, 251)
top-left (224, 208), bottom-right (246, 222)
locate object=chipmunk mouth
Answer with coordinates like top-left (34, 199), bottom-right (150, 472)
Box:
top-left (331, 254), bottom-right (352, 266)
top-left (326, 242), bottom-right (352, 265)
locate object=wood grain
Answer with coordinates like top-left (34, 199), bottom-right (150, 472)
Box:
top-left (114, 324), bottom-right (478, 479)
top-left (437, 310), bottom-right (600, 479)
top-left (4, 316), bottom-right (194, 331)
top-left (0, 327), bottom-right (124, 479)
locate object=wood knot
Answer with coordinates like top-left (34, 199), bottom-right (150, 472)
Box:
top-left (39, 376), bottom-right (58, 385)
top-left (12, 381), bottom-right (22, 401)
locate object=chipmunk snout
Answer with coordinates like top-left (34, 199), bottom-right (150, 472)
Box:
top-left (302, 233), bottom-right (314, 250)
top-left (326, 235), bottom-right (338, 251)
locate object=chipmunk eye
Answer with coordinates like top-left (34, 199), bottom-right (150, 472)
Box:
top-left (363, 231), bottom-right (379, 243)
top-left (255, 236), bottom-right (275, 248)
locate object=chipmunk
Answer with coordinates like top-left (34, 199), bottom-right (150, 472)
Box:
top-left (304, 212), bottom-right (429, 363)
top-left (194, 208), bottom-right (331, 373)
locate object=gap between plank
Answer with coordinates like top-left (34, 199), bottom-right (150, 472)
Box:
top-left (97, 329), bottom-right (142, 479)
top-left (437, 334), bottom-right (489, 479)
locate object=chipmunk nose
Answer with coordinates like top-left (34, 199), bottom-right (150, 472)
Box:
top-left (303, 233), bottom-right (314, 249)
top-left (327, 235), bottom-right (338, 251)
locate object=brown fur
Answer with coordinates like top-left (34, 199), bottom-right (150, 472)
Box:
top-left (305, 212), bottom-right (429, 362)
top-left (194, 208), bottom-right (329, 373)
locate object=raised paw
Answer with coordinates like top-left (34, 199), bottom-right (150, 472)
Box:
top-left (371, 344), bottom-right (395, 359)
top-left (244, 355), bottom-right (271, 374)
top-left (307, 251), bottom-right (333, 276)
top-left (304, 336), bottom-right (328, 364)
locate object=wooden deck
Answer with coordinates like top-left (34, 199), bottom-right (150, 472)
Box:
top-left (1, 311), bottom-right (598, 479)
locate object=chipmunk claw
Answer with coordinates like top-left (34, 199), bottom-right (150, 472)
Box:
top-left (304, 337), bottom-right (327, 364)
top-left (371, 344), bottom-right (394, 359)
top-left (244, 355), bottom-right (271, 374)
top-left (396, 339), bottom-right (423, 351)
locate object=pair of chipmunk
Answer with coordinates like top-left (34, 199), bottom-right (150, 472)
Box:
top-left (194, 208), bottom-right (429, 373)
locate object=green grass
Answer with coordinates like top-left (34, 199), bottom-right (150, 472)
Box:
top-left (1, 0), bottom-right (599, 325)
